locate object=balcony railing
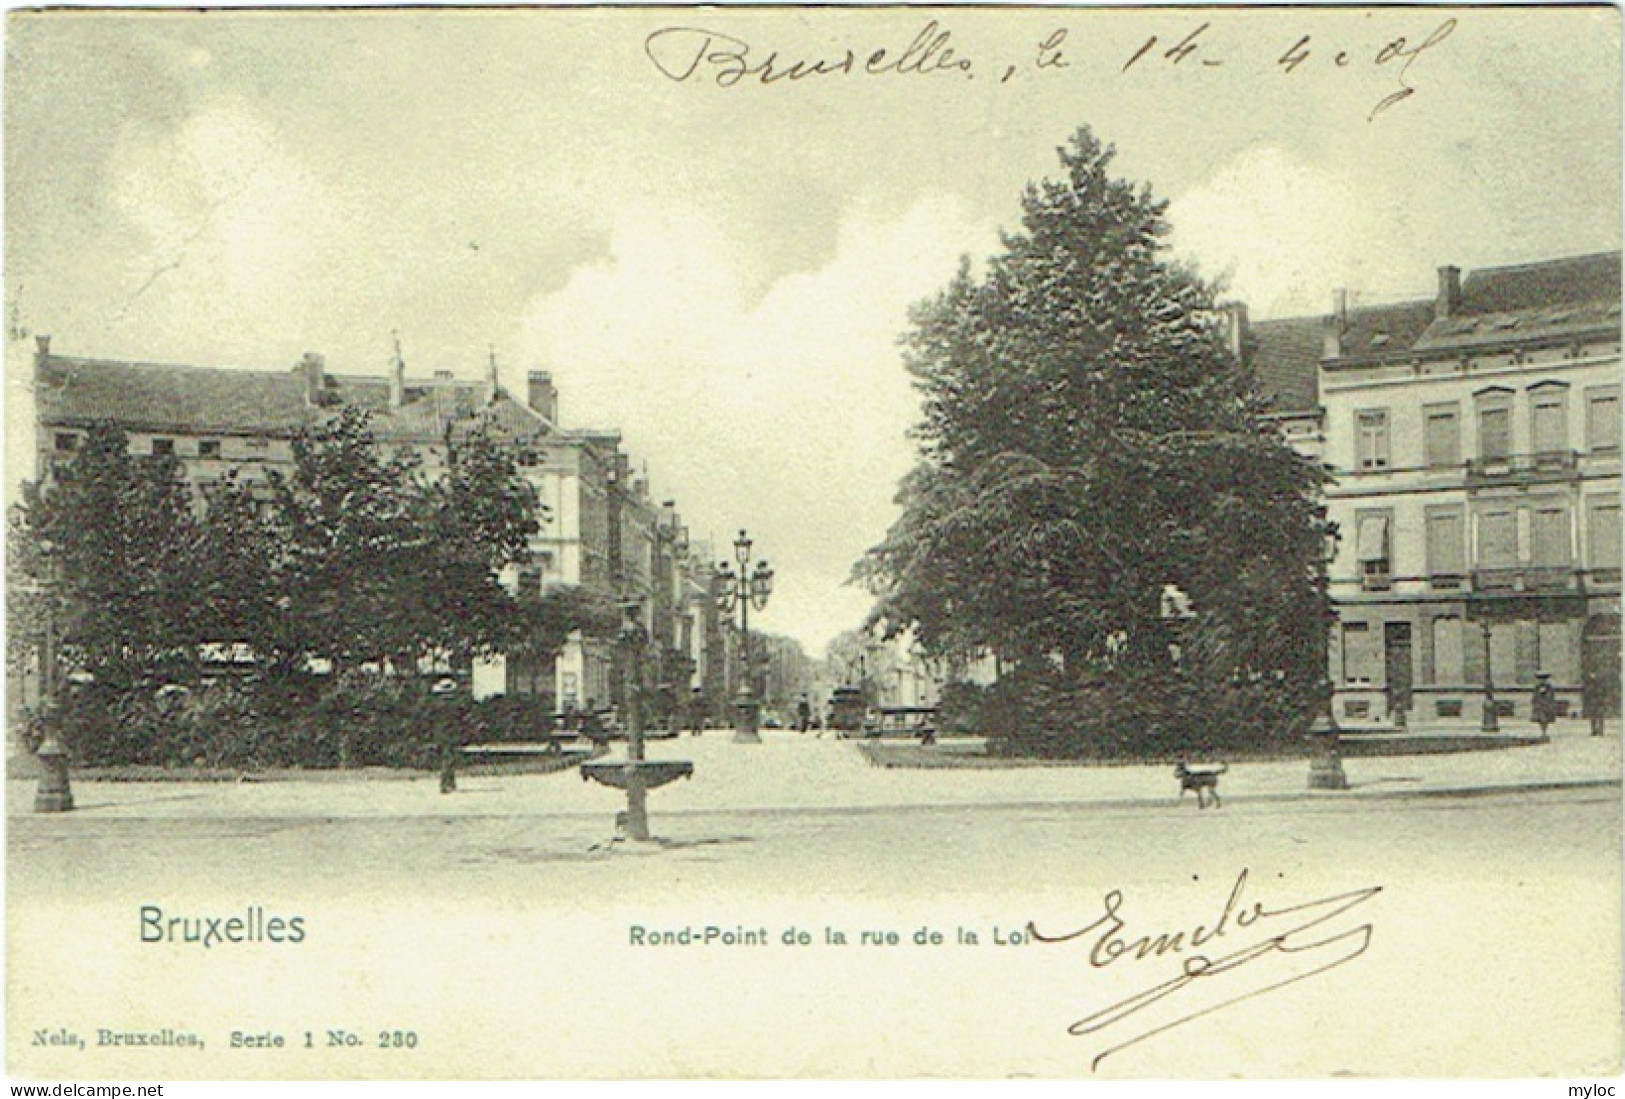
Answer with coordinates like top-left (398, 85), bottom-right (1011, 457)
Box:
top-left (1466, 450), bottom-right (1579, 484)
top-left (1470, 566), bottom-right (1583, 594)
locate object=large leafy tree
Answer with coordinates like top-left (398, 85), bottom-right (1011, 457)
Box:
top-left (264, 406), bottom-right (546, 675)
top-left (856, 127), bottom-right (1332, 751)
top-left (264, 404), bottom-right (426, 673)
top-left (400, 420), bottom-right (544, 670)
top-left (17, 423), bottom-right (202, 687)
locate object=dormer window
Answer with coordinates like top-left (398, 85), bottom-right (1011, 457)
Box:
top-left (151, 438), bottom-right (175, 457)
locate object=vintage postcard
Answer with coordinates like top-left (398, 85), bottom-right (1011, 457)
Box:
top-left (5, 4), bottom-right (1622, 1084)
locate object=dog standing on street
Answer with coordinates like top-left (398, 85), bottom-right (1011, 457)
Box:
top-left (1174, 761), bottom-right (1228, 809)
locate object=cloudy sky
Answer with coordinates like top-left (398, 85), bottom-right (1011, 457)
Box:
top-left (5, 6), bottom-right (1620, 654)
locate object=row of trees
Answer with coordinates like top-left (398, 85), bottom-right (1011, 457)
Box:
top-left (11, 405), bottom-right (613, 708)
top-left (855, 127), bottom-right (1335, 756)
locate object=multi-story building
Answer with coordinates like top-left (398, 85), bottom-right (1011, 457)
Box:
top-left (1250, 253), bottom-right (1622, 729)
top-left (31, 336), bottom-right (698, 713)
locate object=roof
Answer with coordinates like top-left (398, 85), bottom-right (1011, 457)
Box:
top-left (1414, 252), bottom-right (1622, 354)
top-left (1457, 251), bottom-right (1621, 316)
top-left (1259, 251), bottom-right (1623, 372)
top-left (38, 355), bottom-right (314, 434)
top-left (36, 351), bottom-right (553, 444)
top-left (1248, 316), bottom-right (1321, 414)
top-left (1336, 299), bottom-right (1437, 360)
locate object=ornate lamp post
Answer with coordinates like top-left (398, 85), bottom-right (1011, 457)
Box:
top-left (715, 530), bottom-right (774, 744)
top-left (1479, 620), bottom-right (1500, 732)
top-left (33, 539), bottom-right (73, 813)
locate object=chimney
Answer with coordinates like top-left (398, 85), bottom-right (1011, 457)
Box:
top-left (300, 352), bottom-right (327, 406)
top-left (1224, 302), bottom-right (1249, 362)
top-left (389, 334), bottom-right (406, 408)
top-left (1322, 290), bottom-right (1348, 360)
top-left (527, 370), bottom-right (558, 424)
top-left (1436, 265), bottom-right (1462, 320)
top-left (483, 348), bottom-right (499, 406)
top-left (34, 335), bottom-right (51, 363)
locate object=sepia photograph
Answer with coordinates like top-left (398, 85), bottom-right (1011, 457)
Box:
top-left (4, 3), bottom-right (1621, 1083)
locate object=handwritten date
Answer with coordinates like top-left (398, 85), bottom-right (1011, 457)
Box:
top-left (644, 18), bottom-right (1458, 122)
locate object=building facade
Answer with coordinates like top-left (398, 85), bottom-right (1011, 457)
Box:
top-left (31, 337), bottom-right (715, 713)
top-left (1252, 253), bottom-right (1622, 729)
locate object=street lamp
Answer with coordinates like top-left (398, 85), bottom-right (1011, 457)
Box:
top-left (33, 538), bottom-right (73, 813)
top-left (716, 529), bottom-right (774, 743)
top-left (1479, 620), bottom-right (1500, 733)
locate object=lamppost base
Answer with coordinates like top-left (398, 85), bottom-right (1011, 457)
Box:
top-left (34, 790), bottom-right (74, 813)
top-left (732, 696), bottom-right (762, 744)
top-left (34, 737), bottom-right (74, 813)
top-left (1308, 756), bottom-right (1349, 791)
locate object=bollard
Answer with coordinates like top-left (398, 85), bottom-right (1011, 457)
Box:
top-left (34, 732), bottom-right (74, 813)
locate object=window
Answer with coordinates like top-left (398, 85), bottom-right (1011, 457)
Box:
top-left (1355, 512), bottom-right (1391, 588)
top-left (151, 438), bottom-right (175, 457)
top-left (1489, 622), bottom-right (1517, 686)
top-left (1356, 410), bottom-right (1390, 470)
top-left (1530, 502), bottom-right (1571, 567)
top-left (1531, 386), bottom-right (1569, 454)
top-left (1342, 622), bottom-right (1379, 684)
top-left (1587, 387), bottom-right (1621, 452)
top-left (1588, 495), bottom-right (1622, 571)
top-left (1425, 506), bottom-right (1466, 580)
top-left (53, 433), bottom-right (78, 452)
top-left (1478, 507), bottom-right (1518, 568)
top-left (199, 439), bottom-right (222, 459)
top-left (1539, 620), bottom-right (1578, 682)
top-left (1424, 403), bottom-right (1460, 468)
top-left (1478, 404), bottom-right (1512, 461)
top-left (1514, 621), bottom-right (1539, 685)
top-left (1431, 616), bottom-right (1464, 684)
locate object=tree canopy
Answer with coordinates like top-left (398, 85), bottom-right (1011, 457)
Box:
top-left (14, 406), bottom-right (605, 693)
top-left (855, 127), bottom-right (1333, 752)
top-left (18, 423), bottom-right (201, 687)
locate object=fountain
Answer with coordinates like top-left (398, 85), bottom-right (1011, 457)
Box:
top-left (581, 602), bottom-right (693, 840)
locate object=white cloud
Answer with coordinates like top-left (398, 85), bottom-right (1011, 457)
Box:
top-left (519, 196), bottom-right (996, 654)
top-left (1169, 145), bottom-right (1377, 318)
top-left (105, 100), bottom-right (343, 331)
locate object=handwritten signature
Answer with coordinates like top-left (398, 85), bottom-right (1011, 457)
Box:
top-left (644, 18), bottom-right (1457, 122)
top-left (1028, 870), bottom-right (1382, 1071)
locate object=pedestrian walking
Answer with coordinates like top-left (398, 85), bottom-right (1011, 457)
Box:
top-left (1531, 672), bottom-right (1557, 741)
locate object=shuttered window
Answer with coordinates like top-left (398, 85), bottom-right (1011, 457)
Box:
top-left (1531, 387), bottom-right (1568, 454)
top-left (1479, 404), bottom-right (1512, 461)
top-left (1531, 503), bottom-right (1571, 567)
top-left (1588, 496), bottom-right (1622, 570)
top-left (1424, 404), bottom-right (1460, 468)
top-left (1478, 508), bottom-right (1518, 568)
top-left (1426, 508), bottom-right (1465, 576)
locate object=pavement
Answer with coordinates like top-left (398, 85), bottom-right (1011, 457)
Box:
top-left (6, 718), bottom-right (1619, 822)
